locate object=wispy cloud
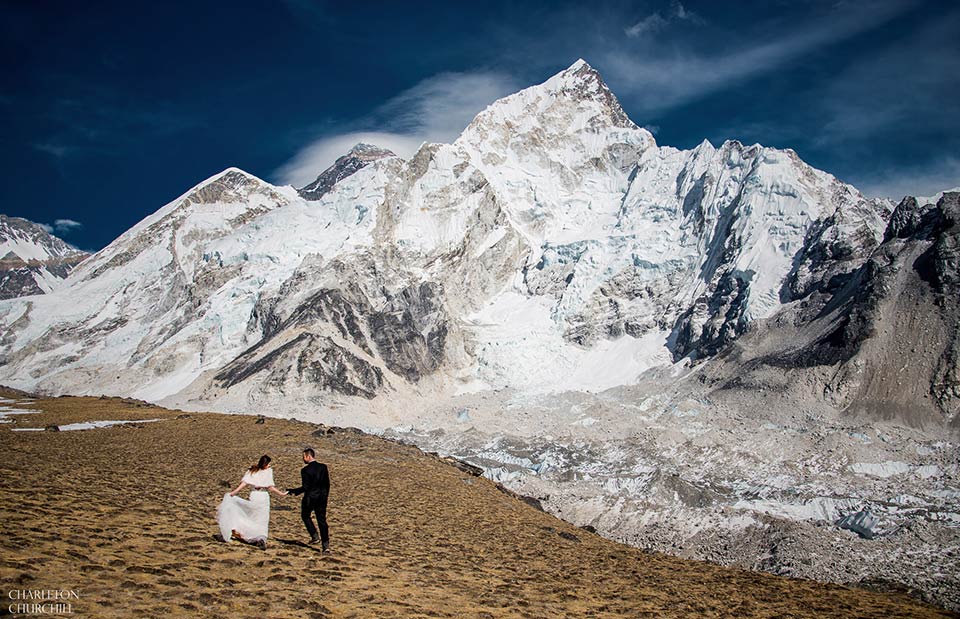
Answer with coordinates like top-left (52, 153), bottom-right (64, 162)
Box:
top-left (274, 71), bottom-right (520, 187)
top-left (812, 8), bottom-right (960, 147)
top-left (607, 0), bottom-right (915, 116)
top-left (37, 219), bottom-right (83, 236)
top-left (625, 1), bottom-right (703, 38)
top-left (374, 72), bottom-right (520, 138)
top-left (279, 0), bottom-right (336, 30)
top-left (625, 13), bottom-right (669, 38)
top-left (274, 132), bottom-right (425, 189)
top-left (54, 218), bottom-right (82, 231)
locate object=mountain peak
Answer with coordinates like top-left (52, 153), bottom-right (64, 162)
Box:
top-left (541, 59), bottom-right (629, 119)
top-left (180, 167), bottom-right (272, 206)
top-left (298, 143), bottom-right (396, 201)
top-left (456, 59), bottom-right (639, 154)
top-left (347, 142), bottom-right (396, 159)
top-left (565, 58), bottom-right (592, 72)
top-left (0, 214), bottom-right (84, 260)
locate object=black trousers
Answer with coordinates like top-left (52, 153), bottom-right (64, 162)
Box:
top-left (301, 493), bottom-right (329, 543)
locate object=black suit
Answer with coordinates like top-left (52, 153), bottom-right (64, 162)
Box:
top-left (288, 460), bottom-right (329, 543)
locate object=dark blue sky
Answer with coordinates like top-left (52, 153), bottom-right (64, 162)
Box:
top-left (2, 0), bottom-right (958, 251)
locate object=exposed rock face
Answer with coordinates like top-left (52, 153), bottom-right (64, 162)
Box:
top-left (924, 193), bottom-right (960, 412)
top-left (783, 196), bottom-right (891, 303)
top-left (0, 215), bottom-right (88, 299)
top-left (670, 268), bottom-right (752, 361)
top-left (699, 192), bottom-right (960, 427)
top-left (298, 143), bottom-right (396, 201)
top-left (210, 277), bottom-right (449, 399)
top-left (215, 332), bottom-right (384, 399)
top-left (928, 193), bottom-right (960, 291)
top-left (368, 282), bottom-right (448, 382)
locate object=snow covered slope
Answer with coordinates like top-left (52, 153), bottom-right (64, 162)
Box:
top-left (0, 60), bottom-right (920, 416)
top-left (0, 215), bottom-right (88, 300)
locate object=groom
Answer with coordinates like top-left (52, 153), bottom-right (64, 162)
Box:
top-left (286, 448), bottom-right (330, 552)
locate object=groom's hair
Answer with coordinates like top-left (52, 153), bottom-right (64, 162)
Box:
top-left (303, 448), bottom-right (315, 458)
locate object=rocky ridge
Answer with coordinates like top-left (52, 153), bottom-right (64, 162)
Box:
top-left (0, 214), bottom-right (88, 300)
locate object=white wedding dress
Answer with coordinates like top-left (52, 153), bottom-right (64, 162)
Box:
top-left (217, 468), bottom-right (274, 543)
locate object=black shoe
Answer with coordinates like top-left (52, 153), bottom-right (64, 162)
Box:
top-left (213, 533), bottom-right (226, 543)
top-left (308, 536), bottom-right (320, 545)
top-left (255, 539), bottom-right (267, 550)
top-left (322, 541), bottom-right (330, 553)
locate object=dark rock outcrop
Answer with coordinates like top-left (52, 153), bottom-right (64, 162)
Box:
top-left (215, 332), bottom-right (385, 399)
top-left (671, 269), bottom-right (752, 361)
top-left (212, 278), bottom-right (448, 398)
top-left (368, 282), bottom-right (448, 382)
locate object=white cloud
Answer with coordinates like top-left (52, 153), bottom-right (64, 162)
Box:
top-left (625, 13), bottom-right (669, 38)
top-left (672, 1), bottom-right (701, 23)
top-left (53, 219), bottom-right (83, 232)
top-left (625, 2), bottom-right (702, 38)
top-left (37, 218), bottom-right (83, 236)
top-left (274, 71), bottom-right (520, 188)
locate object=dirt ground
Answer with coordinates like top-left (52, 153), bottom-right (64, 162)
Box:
top-left (0, 389), bottom-right (955, 619)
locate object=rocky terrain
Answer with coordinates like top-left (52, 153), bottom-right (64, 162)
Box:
top-left (0, 388), bottom-right (955, 619)
top-left (700, 191), bottom-right (960, 428)
top-left (377, 385), bottom-right (959, 610)
top-left (0, 60), bottom-right (957, 609)
top-left (0, 214), bottom-right (88, 299)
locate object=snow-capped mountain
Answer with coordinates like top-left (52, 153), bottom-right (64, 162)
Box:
top-left (1, 59), bottom-right (958, 607)
top-left (0, 215), bottom-right (88, 300)
top-left (0, 59), bottom-right (902, 410)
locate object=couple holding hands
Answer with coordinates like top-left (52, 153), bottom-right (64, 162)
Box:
top-left (216, 448), bottom-right (330, 552)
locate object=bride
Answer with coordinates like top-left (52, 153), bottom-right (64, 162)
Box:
top-left (216, 455), bottom-right (288, 549)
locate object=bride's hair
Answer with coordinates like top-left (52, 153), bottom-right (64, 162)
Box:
top-left (249, 454), bottom-right (271, 473)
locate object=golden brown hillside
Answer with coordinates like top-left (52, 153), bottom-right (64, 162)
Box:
top-left (0, 389), bottom-right (955, 619)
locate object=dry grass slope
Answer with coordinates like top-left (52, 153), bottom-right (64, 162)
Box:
top-left (0, 389), bottom-right (955, 619)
